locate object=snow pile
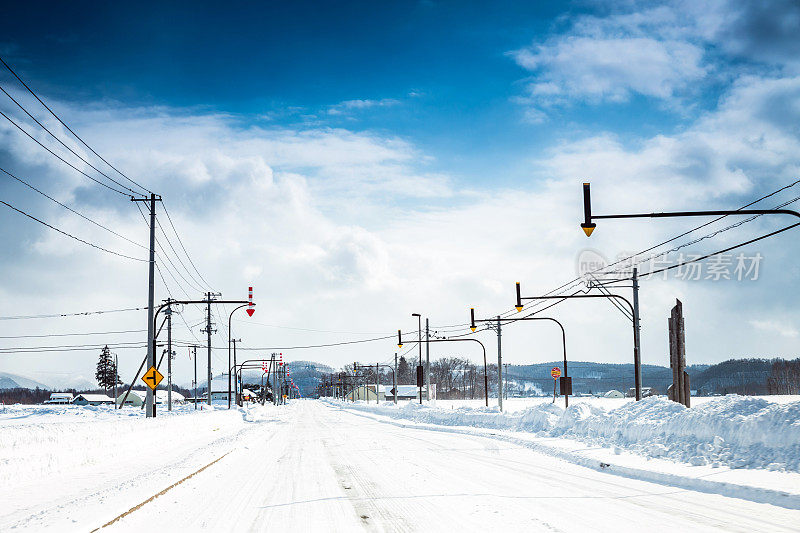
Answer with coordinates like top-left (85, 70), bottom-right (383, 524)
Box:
top-left (335, 395), bottom-right (800, 472)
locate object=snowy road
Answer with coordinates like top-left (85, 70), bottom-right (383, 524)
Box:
top-left (6, 400), bottom-right (800, 532)
top-left (108, 401), bottom-right (799, 532)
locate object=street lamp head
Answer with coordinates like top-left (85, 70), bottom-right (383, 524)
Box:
top-left (515, 282), bottom-right (523, 312)
top-left (411, 313), bottom-right (421, 317)
top-left (397, 329), bottom-right (403, 348)
top-left (470, 307), bottom-right (476, 332)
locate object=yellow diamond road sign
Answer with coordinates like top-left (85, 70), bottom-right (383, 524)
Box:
top-left (142, 366), bottom-right (163, 390)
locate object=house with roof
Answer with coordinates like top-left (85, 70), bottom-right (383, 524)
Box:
top-left (115, 390), bottom-right (186, 407)
top-left (73, 393), bottom-right (114, 406)
top-left (43, 392), bottom-right (74, 404)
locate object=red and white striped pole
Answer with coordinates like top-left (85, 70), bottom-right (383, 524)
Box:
top-left (246, 286), bottom-right (255, 316)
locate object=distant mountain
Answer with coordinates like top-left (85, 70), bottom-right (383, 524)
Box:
top-left (0, 372), bottom-right (50, 390)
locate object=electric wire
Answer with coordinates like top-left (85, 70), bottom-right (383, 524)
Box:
top-left (0, 166), bottom-right (147, 250)
top-left (0, 306), bottom-right (146, 321)
top-left (0, 84), bottom-right (143, 196)
top-left (155, 217), bottom-right (207, 292)
top-left (0, 109), bottom-right (130, 196)
top-left (0, 199), bottom-right (147, 261)
top-left (162, 203), bottom-right (215, 290)
top-left (0, 329), bottom-right (147, 339)
top-left (0, 55), bottom-right (151, 195)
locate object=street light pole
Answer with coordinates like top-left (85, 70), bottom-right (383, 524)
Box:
top-left (516, 282), bottom-right (639, 399)
top-left (399, 332), bottom-right (488, 406)
top-left (227, 303), bottom-right (251, 409)
top-left (425, 318), bottom-right (430, 401)
top-left (412, 313), bottom-right (422, 404)
top-left (472, 309), bottom-right (571, 407)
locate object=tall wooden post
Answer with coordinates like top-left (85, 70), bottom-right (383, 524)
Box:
top-left (668, 299), bottom-right (690, 407)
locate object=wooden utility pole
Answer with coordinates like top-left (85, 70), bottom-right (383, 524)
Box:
top-left (668, 299), bottom-right (690, 407)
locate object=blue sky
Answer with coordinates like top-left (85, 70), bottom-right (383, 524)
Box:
top-left (1, 1), bottom-right (681, 183)
top-left (2, 1), bottom-right (800, 386)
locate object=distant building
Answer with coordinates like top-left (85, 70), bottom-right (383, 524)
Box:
top-left (626, 387), bottom-right (655, 398)
top-left (346, 384), bottom-right (436, 402)
top-left (43, 393), bottom-right (73, 404)
top-left (116, 390), bottom-right (186, 407)
top-left (73, 393), bottom-right (114, 406)
top-left (603, 390), bottom-right (624, 398)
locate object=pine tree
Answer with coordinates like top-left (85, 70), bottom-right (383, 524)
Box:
top-left (398, 356), bottom-right (410, 384)
top-left (95, 346), bottom-right (119, 394)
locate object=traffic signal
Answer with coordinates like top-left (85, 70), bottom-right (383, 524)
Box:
top-left (581, 182), bottom-right (596, 237)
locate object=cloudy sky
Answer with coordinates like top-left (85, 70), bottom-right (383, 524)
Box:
top-left (1, 0), bottom-right (799, 388)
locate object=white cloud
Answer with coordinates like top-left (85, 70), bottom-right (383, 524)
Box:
top-left (514, 37), bottom-right (706, 104)
top-left (2, 69), bottom-right (800, 384)
top-left (750, 319), bottom-right (799, 338)
top-left (327, 98), bottom-right (400, 115)
top-left (510, 0), bottom-right (800, 114)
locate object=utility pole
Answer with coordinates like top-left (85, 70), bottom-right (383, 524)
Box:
top-left (504, 363), bottom-right (509, 400)
top-left (632, 267), bottom-right (643, 401)
top-left (232, 339), bottom-right (241, 406)
top-left (135, 192), bottom-right (159, 418)
top-left (394, 353), bottom-right (398, 405)
top-left (191, 345), bottom-right (198, 410)
top-left (425, 318), bottom-right (430, 401)
top-left (201, 292), bottom-right (220, 405)
top-left (272, 354), bottom-right (279, 405)
top-left (113, 354), bottom-right (118, 410)
top-left (497, 316), bottom-right (503, 412)
top-left (166, 298), bottom-right (173, 411)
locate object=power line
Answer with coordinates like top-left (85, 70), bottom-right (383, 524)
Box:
top-left (0, 199), bottom-right (147, 262)
top-left (0, 166), bottom-right (147, 249)
top-left (155, 219), bottom-right (207, 292)
top-left (0, 344), bottom-right (149, 353)
top-left (0, 55), bottom-right (151, 195)
top-left (0, 109), bottom-right (130, 196)
top-left (162, 203), bottom-right (215, 289)
top-left (0, 329), bottom-right (147, 339)
top-left (645, 221), bottom-right (800, 277)
top-left (0, 306), bottom-right (146, 321)
top-left (0, 340), bottom-right (147, 352)
top-left (0, 83), bottom-right (143, 196)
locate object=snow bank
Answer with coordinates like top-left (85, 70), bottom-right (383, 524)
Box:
top-left (0, 403), bottom-right (266, 487)
top-left (333, 395), bottom-right (800, 472)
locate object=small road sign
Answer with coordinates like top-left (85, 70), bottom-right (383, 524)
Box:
top-left (551, 367), bottom-right (561, 379)
top-left (142, 366), bottom-right (164, 390)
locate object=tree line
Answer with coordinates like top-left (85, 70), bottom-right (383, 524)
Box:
top-left (317, 355), bottom-right (501, 399)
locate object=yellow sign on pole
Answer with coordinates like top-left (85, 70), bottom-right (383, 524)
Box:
top-left (142, 366), bottom-right (163, 390)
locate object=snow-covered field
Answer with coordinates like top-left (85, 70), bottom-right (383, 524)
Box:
top-left (0, 402), bottom-right (283, 531)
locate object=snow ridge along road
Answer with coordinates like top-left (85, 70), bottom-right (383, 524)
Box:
top-left (3, 400), bottom-right (799, 532)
